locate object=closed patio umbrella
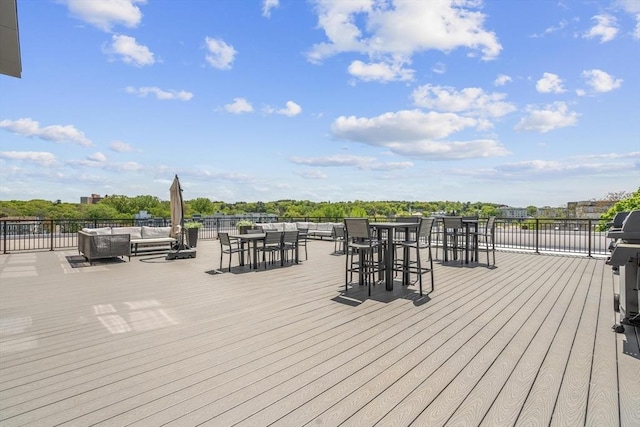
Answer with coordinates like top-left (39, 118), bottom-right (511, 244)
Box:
top-left (166, 174), bottom-right (195, 259)
top-left (169, 174), bottom-right (183, 240)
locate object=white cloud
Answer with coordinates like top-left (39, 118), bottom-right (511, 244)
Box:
top-left (0, 118), bottom-right (92, 146)
top-left (307, 0), bottom-right (502, 82)
top-left (494, 74), bottom-right (512, 86)
top-left (387, 139), bottom-right (509, 160)
top-left (205, 37), bottom-right (237, 70)
top-left (573, 151), bottom-right (640, 160)
top-left (536, 72), bottom-right (566, 94)
top-left (109, 141), bottom-right (134, 152)
top-left (224, 98), bottom-right (254, 114)
top-left (332, 109), bottom-right (477, 143)
top-left (617, 0), bottom-right (640, 14)
top-left (290, 154), bottom-right (413, 170)
top-left (296, 169), bottom-right (328, 179)
top-left (273, 101), bottom-right (302, 117)
top-left (584, 14), bottom-right (618, 42)
top-left (531, 19), bottom-right (569, 38)
top-left (330, 109), bottom-right (509, 160)
top-left (411, 84), bottom-right (516, 118)
top-left (582, 69), bottom-right (623, 93)
top-left (87, 152), bottom-right (107, 162)
top-left (347, 60), bottom-right (414, 82)
top-left (62, 0), bottom-right (146, 32)
top-left (291, 154), bottom-right (376, 168)
top-left (125, 86), bottom-right (193, 100)
top-left (620, 0), bottom-right (640, 37)
top-left (0, 151), bottom-right (57, 166)
top-left (104, 34), bottom-right (155, 66)
top-left (262, 0), bottom-right (279, 18)
top-left (493, 160), bottom-right (627, 178)
top-left (432, 62), bottom-right (446, 74)
top-left (515, 102), bottom-right (579, 133)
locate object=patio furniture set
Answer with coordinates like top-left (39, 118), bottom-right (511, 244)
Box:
top-left (218, 229), bottom-right (303, 271)
top-left (76, 218), bottom-right (497, 297)
top-left (343, 216), bottom-right (497, 297)
top-left (77, 225), bottom-right (177, 262)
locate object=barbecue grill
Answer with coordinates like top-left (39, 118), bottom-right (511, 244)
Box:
top-left (606, 210), bottom-right (640, 333)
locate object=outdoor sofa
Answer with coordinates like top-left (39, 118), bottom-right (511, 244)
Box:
top-left (256, 222), bottom-right (342, 240)
top-left (78, 226), bottom-right (177, 262)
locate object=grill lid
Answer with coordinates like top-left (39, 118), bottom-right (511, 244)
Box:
top-left (607, 210), bottom-right (640, 243)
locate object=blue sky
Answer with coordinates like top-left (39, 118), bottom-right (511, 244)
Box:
top-left (1, 0), bottom-right (639, 207)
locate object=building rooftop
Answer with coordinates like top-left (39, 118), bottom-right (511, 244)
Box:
top-left (1, 240), bottom-right (638, 425)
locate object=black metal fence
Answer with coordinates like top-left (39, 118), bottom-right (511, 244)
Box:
top-left (1, 217), bottom-right (611, 257)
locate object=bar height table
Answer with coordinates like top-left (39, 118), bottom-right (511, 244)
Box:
top-left (370, 222), bottom-right (419, 291)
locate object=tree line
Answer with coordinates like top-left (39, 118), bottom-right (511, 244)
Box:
top-left (0, 189), bottom-right (637, 222)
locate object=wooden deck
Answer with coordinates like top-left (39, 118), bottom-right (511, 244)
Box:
top-left (0, 240), bottom-right (638, 426)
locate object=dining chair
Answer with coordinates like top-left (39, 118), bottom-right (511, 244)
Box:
top-left (473, 216), bottom-right (496, 267)
top-left (257, 231), bottom-right (283, 268)
top-left (393, 217), bottom-right (435, 296)
top-left (296, 226), bottom-right (309, 260)
top-left (442, 216), bottom-right (464, 263)
top-left (282, 230), bottom-right (299, 264)
top-left (218, 232), bottom-right (248, 272)
top-left (331, 225), bottom-right (345, 254)
top-left (343, 218), bottom-right (382, 296)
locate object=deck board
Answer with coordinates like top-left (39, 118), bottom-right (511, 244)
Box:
top-left (0, 240), bottom-right (637, 426)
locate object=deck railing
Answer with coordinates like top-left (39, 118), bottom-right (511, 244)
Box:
top-left (1, 217), bottom-right (610, 257)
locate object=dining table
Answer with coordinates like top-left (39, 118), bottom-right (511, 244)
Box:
top-left (369, 222), bottom-right (420, 291)
top-left (230, 232), bottom-right (265, 270)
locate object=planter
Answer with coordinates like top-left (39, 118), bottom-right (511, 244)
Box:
top-left (238, 226), bottom-right (254, 235)
top-left (186, 228), bottom-right (199, 247)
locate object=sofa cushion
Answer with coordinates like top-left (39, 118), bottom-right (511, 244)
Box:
top-left (82, 227), bottom-right (112, 235)
top-left (284, 223), bottom-right (298, 231)
top-left (258, 223), bottom-right (276, 231)
top-left (141, 226), bottom-right (171, 239)
top-left (112, 226), bottom-right (143, 239)
top-left (316, 223), bottom-right (335, 232)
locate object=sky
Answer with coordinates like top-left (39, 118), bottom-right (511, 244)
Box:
top-left (0, 0), bottom-right (639, 208)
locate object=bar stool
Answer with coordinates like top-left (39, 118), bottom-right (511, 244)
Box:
top-left (393, 217), bottom-right (435, 296)
top-left (442, 216), bottom-right (464, 263)
top-left (473, 216), bottom-right (496, 266)
top-left (344, 218), bottom-right (383, 296)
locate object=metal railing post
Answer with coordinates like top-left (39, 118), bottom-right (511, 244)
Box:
top-left (2, 220), bottom-right (6, 254)
top-left (50, 219), bottom-right (54, 251)
top-left (535, 218), bottom-right (540, 254)
top-left (587, 218), bottom-right (591, 258)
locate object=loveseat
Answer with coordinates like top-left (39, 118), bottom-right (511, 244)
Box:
top-left (78, 226), bottom-right (177, 262)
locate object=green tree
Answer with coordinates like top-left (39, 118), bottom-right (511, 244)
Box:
top-left (190, 197), bottom-right (214, 215)
top-left (86, 204), bottom-right (122, 220)
top-left (598, 187), bottom-right (640, 229)
top-left (348, 206), bottom-right (368, 217)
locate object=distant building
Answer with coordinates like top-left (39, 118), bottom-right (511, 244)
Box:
top-left (498, 206), bottom-right (528, 219)
top-left (1, 216), bottom-right (40, 234)
top-left (80, 194), bottom-right (103, 204)
top-left (537, 206), bottom-right (568, 218)
top-left (566, 200), bottom-right (613, 219)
